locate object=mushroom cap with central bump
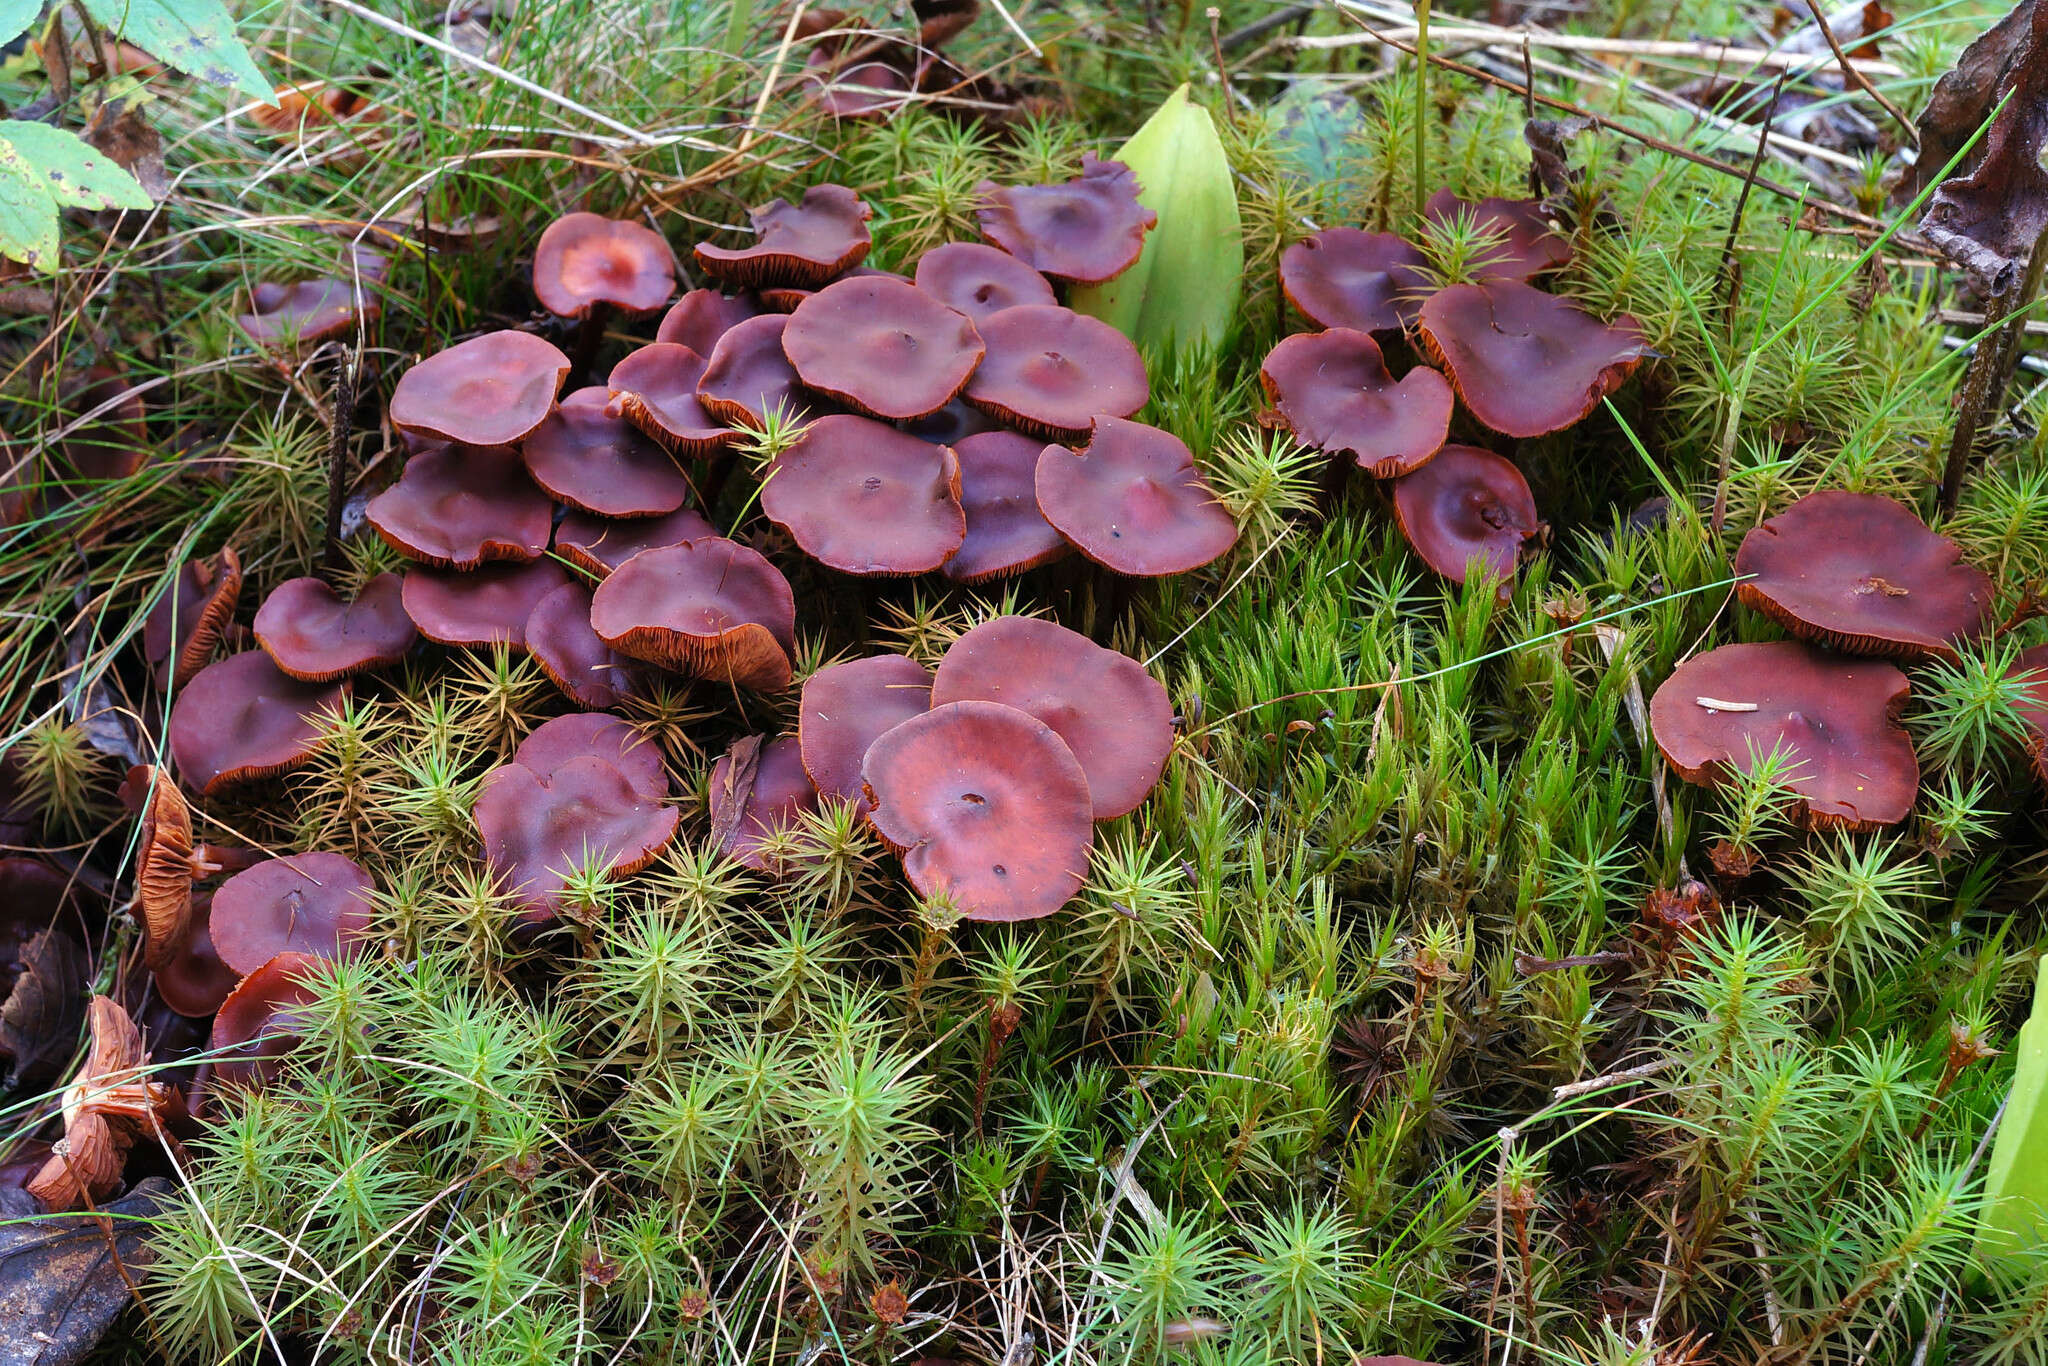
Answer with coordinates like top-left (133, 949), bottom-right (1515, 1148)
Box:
top-left (400, 559), bottom-right (574, 649)
top-left (532, 212), bottom-right (675, 319)
top-left (555, 506), bottom-right (718, 579)
top-left (1390, 444), bottom-right (1540, 595)
top-left (209, 951), bottom-right (327, 1092)
top-left (1416, 281), bottom-right (1651, 439)
top-left (1648, 640), bottom-right (1918, 831)
top-left (932, 616), bottom-right (1173, 820)
top-left (655, 288), bottom-right (760, 354)
top-left (946, 430), bottom-right (1071, 583)
top-left (254, 572), bottom-right (417, 682)
top-left (1261, 329), bottom-right (1454, 477)
top-left (170, 651), bottom-right (344, 796)
top-left (475, 755), bottom-right (679, 919)
top-left (210, 851), bottom-right (376, 976)
top-left (697, 314), bottom-right (810, 429)
top-left (914, 242), bottom-right (1058, 322)
top-left (963, 304), bottom-right (1148, 441)
top-left (976, 156), bottom-right (1157, 285)
top-left (590, 538), bottom-right (796, 692)
top-left (527, 582), bottom-right (642, 710)
top-left (863, 700), bottom-right (1094, 921)
top-left (144, 544), bottom-right (243, 690)
top-left (606, 343), bottom-right (737, 457)
top-left (782, 277), bottom-right (985, 421)
top-left (366, 443), bottom-right (553, 569)
top-left (238, 274), bottom-right (379, 350)
top-left (523, 386), bottom-right (691, 518)
top-left (798, 652), bottom-right (934, 813)
top-left (1035, 418), bottom-right (1239, 577)
top-left (1733, 490), bottom-right (1995, 663)
top-left (693, 183), bottom-right (873, 289)
top-left (517, 712), bottom-right (667, 803)
top-left (759, 414), bottom-right (965, 576)
top-left (389, 330), bottom-right (569, 447)
top-left (708, 735), bottom-right (821, 873)
top-left (1278, 229), bottom-right (1432, 334)
top-left (1423, 189), bottom-right (1571, 282)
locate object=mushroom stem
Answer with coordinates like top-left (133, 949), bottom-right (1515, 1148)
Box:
top-left (569, 302), bottom-right (613, 387)
top-left (321, 348), bottom-right (357, 581)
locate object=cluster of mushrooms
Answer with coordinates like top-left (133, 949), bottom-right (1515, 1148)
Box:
top-left (1261, 192), bottom-right (1651, 595)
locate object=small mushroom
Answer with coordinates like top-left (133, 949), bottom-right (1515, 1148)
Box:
top-left (388, 330), bottom-right (570, 447)
top-left (554, 506), bottom-right (718, 579)
top-left (589, 538), bottom-right (797, 692)
top-left (366, 443), bottom-right (554, 568)
top-left (708, 735), bottom-right (821, 874)
top-left (132, 769), bottom-right (228, 971)
top-left (238, 271), bottom-right (381, 350)
top-left (655, 289), bottom-right (761, 354)
top-left (1416, 282), bottom-right (1650, 439)
top-left (976, 156), bottom-right (1157, 285)
top-left (798, 652), bottom-right (934, 813)
top-left (759, 414), bottom-right (966, 576)
top-left (1260, 329), bottom-right (1454, 477)
top-left (143, 544), bottom-right (243, 690)
top-left (399, 559), bottom-right (575, 649)
top-left (527, 581), bottom-right (642, 709)
top-left (531, 212), bottom-right (675, 319)
top-left (55, 366), bottom-right (150, 484)
top-left (253, 573), bottom-right (418, 682)
top-left (782, 277), bottom-right (985, 421)
top-left (913, 242), bottom-right (1058, 322)
top-left (693, 184), bottom-right (873, 290)
top-left (1278, 229), bottom-right (1432, 334)
top-left (1389, 444), bottom-right (1541, 596)
top-left (208, 951), bottom-right (327, 1093)
top-left (697, 314), bottom-right (811, 429)
top-left (209, 852), bottom-right (377, 976)
top-left (963, 304), bottom-right (1149, 441)
top-left (474, 755), bottom-right (679, 919)
top-left (1423, 189), bottom-right (1571, 282)
top-left (154, 889), bottom-right (241, 1019)
top-left (1035, 418), bottom-right (1239, 576)
top-left (27, 997), bottom-right (169, 1210)
top-left (1648, 640), bottom-right (1919, 830)
top-left (861, 700), bottom-right (1094, 921)
top-left (169, 652), bottom-right (344, 796)
top-left (606, 344), bottom-right (739, 457)
top-left (945, 430), bottom-right (1071, 583)
top-left (516, 712), bottom-right (667, 803)
top-left (522, 386), bottom-right (691, 518)
top-left (1732, 490), bottom-right (1996, 663)
top-left (758, 265), bottom-right (911, 314)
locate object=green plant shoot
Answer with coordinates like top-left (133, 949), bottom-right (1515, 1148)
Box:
top-left (1976, 956), bottom-right (2048, 1270)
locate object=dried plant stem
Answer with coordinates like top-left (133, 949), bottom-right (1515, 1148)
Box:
top-left (322, 348), bottom-right (358, 580)
top-left (1806, 2), bottom-right (1916, 145)
top-left (1940, 288), bottom-right (2015, 516)
top-left (1413, 0), bottom-right (1432, 220)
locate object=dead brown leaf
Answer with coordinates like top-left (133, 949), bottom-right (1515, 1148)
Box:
top-left (0, 931), bottom-right (87, 1090)
top-left (0, 1177), bottom-right (168, 1366)
top-left (81, 95), bottom-right (165, 204)
top-left (1919, 0), bottom-right (2048, 291)
top-left (1901, 0), bottom-right (2036, 202)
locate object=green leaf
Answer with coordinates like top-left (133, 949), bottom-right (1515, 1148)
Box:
top-left (1269, 81), bottom-right (1367, 187)
top-left (1976, 957), bottom-right (2048, 1272)
top-left (0, 0), bottom-right (41, 49)
top-left (1070, 84), bottom-right (1243, 360)
top-left (78, 0), bottom-right (268, 102)
top-left (0, 149), bottom-right (57, 271)
top-left (0, 121), bottom-right (151, 211)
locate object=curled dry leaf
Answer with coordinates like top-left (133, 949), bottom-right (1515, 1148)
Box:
top-left (1916, 0), bottom-right (2048, 291)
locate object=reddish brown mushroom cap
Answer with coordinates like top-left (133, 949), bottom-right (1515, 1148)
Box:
top-left (963, 304), bottom-right (1149, 441)
top-left (1423, 189), bottom-right (1571, 282)
top-left (782, 277), bottom-right (985, 421)
top-left (693, 184), bottom-right (873, 290)
top-left (144, 544), bottom-right (243, 690)
top-left (977, 156), bottom-right (1157, 285)
top-left (55, 365), bottom-right (149, 483)
top-left (254, 572), bottom-right (417, 682)
top-left (1390, 445), bottom-right (1540, 595)
top-left (238, 274), bottom-right (379, 349)
top-left (169, 651), bottom-right (344, 796)
top-left (1416, 281), bottom-right (1651, 439)
top-left (862, 700), bottom-right (1094, 922)
top-left (590, 538), bottom-right (796, 692)
top-left (798, 652), bottom-right (934, 813)
top-left (1260, 329), bottom-right (1454, 477)
top-left (655, 289), bottom-right (760, 354)
top-left (516, 712), bottom-right (667, 803)
top-left (155, 889), bottom-right (241, 1019)
top-left (913, 242), bottom-right (1058, 323)
top-left (527, 581), bottom-right (642, 709)
top-left (1035, 418), bottom-right (1239, 577)
top-left (400, 559), bottom-right (574, 649)
top-left (1648, 640), bottom-right (1918, 830)
top-left (697, 314), bottom-right (811, 429)
top-left (1278, 229), bottom-right (1432, 334)
top-left (708, 735), bottom-right (821, 874)
top-left (209, 951), bottom-right (327, 1092)
top-left (1732, 491), bottom-right (1996, 663)
top-left (905, 398), bottom-right (1000, 446)
top-left (945, 430), bottom-right (1070, 583)
top-left (389, 330), bottom-right (570, 447)
top-left (366, 443), bottom-right (553, 569)
top-left (210, 852), bottom-right (376, 976)
top-left (932, 616), bottom-right (1172, 820)
top-left (759, 415), bottom-right (966, 576)
top-left (606, 343), bottom-right (739, 457)
top-left (532, 212), bottom-right (676, 319)
top-left (522, 386), bottom-right (690, 518)
top-left (2012, 645), bottom-right (2048, 790)
top-left (475, 755), bottom-right (679, 918)
top-left (555, 506), bottom-right (718, 579)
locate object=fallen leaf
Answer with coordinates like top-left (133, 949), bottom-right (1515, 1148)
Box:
top-left (1920, 0), bottom-right (2048, 292)
top-left (1525, 116), bottom-right (1592, 195)
top-left (1269, 81), bottom-right (1368, 186)
top-left (708, 734), bottom-right (764, 854)
top-left (1900, 0), bottom-right (2035, 203)
top-left (0, 1177), bottom-right (168, 1366)
top-left (0, 930), bottom-right (88, 1090)
top-left (82, 94), bottom-right (166, 204)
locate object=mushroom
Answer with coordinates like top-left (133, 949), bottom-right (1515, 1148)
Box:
top-left (388, 330), bottom-right (570, 447)
top-left (132, 769), bottom-right (228, 970)
top-left (1648, 640), bottom-right (1918, 830)
top-left (532, 212), bottom-right (675, 375)
top-left (945, 430), bottom-right (1071, 583)
top-left (55, 366), bottom-right (150, 484)
top-left (1732, 490), bottom-right (1995, 663)
top-left (758, 265), bottom-right (912, 314)
top-left (708, 735), bottom-right (821, 874)
top-left (759, 414), bottom-right (966, 576)
top-left (1415, 282), bottom-right (1651, 439)
top-left (169, 652), bottom-right (344, 796)
top-left (2012, 645), bottom-right (2048, 790)
top-left (554, 506), bottom-right (718, 579)
top-left (209, 852), bottom-right (377, 976)
top-left (606, 344), bottom-right (739, 457)
top-left (655, 288), bottom-right (761, 354)
top-left (253, 573), bottom-right (418, 682)
top-left (1278, 229), bottom-right (1432, 335)
top-left (798, 652), bottom-right (934, 814)
top-left (26, 997), bottom-right (170, 1210)
top-left (963, 304), bottom-right (1149, 441)
top-left (527, 581), bottom-right (642, 709)
top-left (237, 271), bottom-right (381, 351)
top-left (208, 951), bottom-right (327, 1093)
top-left (1390, 444), bottom-right (1541, 596)
top-left (522, 386), bottom-right (691, 518)
top-left (976, 156), bottom-right (1157, 285)
top-left (693, 184), bottom-right (873, 290)
top-left (366, 443), bottom-right (554, 569)
top-left (589, 538), bottom-right (797, 692)
top-left (155, 889), bottom-right (241, 1019)
top-left (474, 755), bottom-right (679, 919)
top-left (697, 314), bottom-right (811, 429)
top-left (782, 277), bottom-right (985, 421)
top-left (913, 242), bottom-right (1058, 323)
top-left (1423, 189), bottom-right (1571, 283)
top-left (861, 700), bottom-right (1094, 921)
top-left (905, 398), bottom-right (1000, 447)
top-left (1259, 329), bottom-right (1454, 477)
top-left (931, 616), bottom-right (1173, 820)
top-left (1035, 418), bottom-right (1239, 576)
top-left (516, 712), bottom-right (667, 804)
top-left (399, 559), bottom-right (575, 649)
top-left (143, 545), bottom-right (243, 690)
